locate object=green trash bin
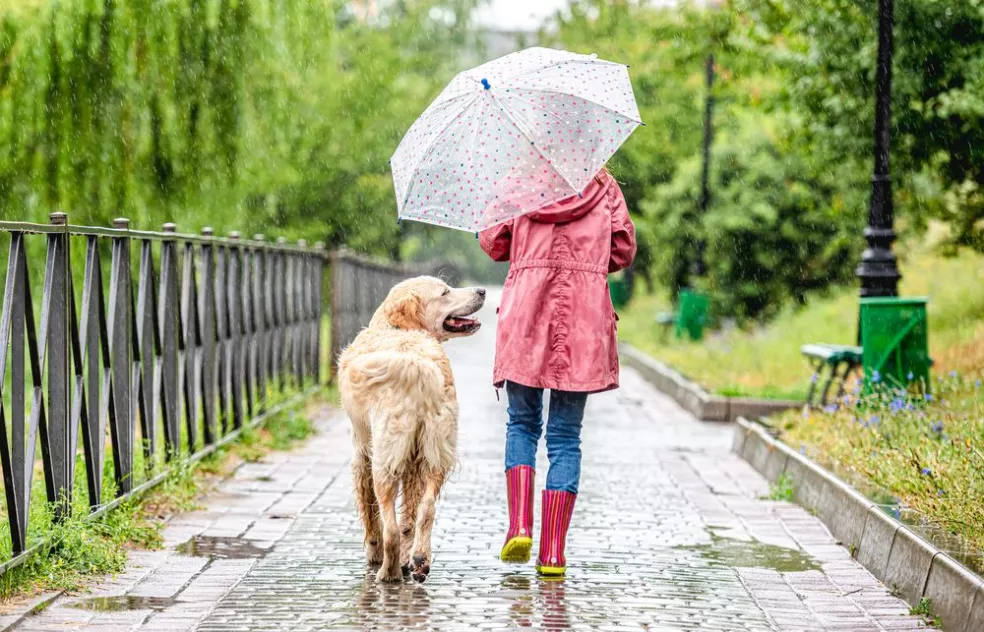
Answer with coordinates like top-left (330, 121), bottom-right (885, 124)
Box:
top-left (675, 289), bottom-right (709, 342)
top-left (859, 297), bottom-right (931, 392)
top-left (609, 274), bottom-right (631, 309)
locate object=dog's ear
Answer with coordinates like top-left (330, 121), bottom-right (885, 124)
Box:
top-left (384, 287), bottom-right (425, 330)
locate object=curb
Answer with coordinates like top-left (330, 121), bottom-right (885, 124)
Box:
top-left (733, 417), bottom-right (984, 632)
top-left (619, 343), bottom-right (800, 421)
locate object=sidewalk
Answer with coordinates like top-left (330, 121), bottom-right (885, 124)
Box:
top-left (10, 292), bottom-right (928, 631)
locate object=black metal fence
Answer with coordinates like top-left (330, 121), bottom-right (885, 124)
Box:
top-left (0, 214), bottom-right (326, 569)
top-left (328, 249), bottom-right (462, 371)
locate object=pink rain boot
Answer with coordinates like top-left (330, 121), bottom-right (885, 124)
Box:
top-left (500, 465), bottom-right (535, 563)
top-left (536, 489), bottom-right (576, 576)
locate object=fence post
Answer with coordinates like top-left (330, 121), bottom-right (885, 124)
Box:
top-left (159, 224), bottom-right (181, 458)
top-left (108, 218), bottom-right (134, 495)
top-left (314, 242), bottom-right (325, 384)
top-left (227, 232), bottom-right (244, 429)
top-left (180, 238), bottom-right (201, 451)
top-left (40, 212), bottom-right (73, 520)
top-left (135, 237), bottom-right (159, 465)
top-left (275, 238), bottom-right (288, 392)
top-left (199, 227), bottom-right (218, 445)
top-left (79, 233), bottom-right (107, 508)
top-left (253, 235), bottom-right (268, 409)
top-left (294, 241), bottom-right (306, 385)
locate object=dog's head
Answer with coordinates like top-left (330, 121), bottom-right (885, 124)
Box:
top-left (372, 276), bottom-right (486, 341)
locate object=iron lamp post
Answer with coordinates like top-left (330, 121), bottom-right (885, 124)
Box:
top-left (856, 0), bottom-right (901, 297)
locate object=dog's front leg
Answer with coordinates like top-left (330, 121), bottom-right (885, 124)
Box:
top-left (373, 474), bottom-right (403, 582)
top-left (410, 471), bottom-right (444, 583)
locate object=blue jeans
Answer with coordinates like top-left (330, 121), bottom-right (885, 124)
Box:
top-left (504, 381), bottom-right (587, 495)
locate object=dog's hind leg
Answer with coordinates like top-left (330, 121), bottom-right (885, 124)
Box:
top-left (353, 450), bottom-right (382, 566)
top-left (373, 472), bottom-right (402, 583)
top-left (399, 459), bottom-right (423, 575)
top-left (409, 469), bottom-right (445, 583)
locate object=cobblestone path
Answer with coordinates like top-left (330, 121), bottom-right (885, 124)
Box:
top-left (9, 291), bottom-right (928, 631)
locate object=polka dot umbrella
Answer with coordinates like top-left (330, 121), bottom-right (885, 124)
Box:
top-left (390, 47), bottom-right (643, 233)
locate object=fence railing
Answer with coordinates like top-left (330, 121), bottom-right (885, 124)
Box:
top-left (328, 249), bottom-right (461, 371)
top-left (0, 214), bottom-right (326, 568)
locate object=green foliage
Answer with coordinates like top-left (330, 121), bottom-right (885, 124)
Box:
top-left (733, 0), bottom-right (984, 252)
top-left (646, 113), bottom-right (862, 320)
top-left (910, 597), bottom-right (941, 626)
top-left (553, 0), bottom-right (984, 320)
top-left (0, 0), bottom-right (477, 256)
top-left (781, 369), bottom-right (984, 564)
top-left (765, 473), bottom-right (795, 502)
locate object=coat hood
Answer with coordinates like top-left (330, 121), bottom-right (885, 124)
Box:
top-left (526, 172), bottom-right (612, 224)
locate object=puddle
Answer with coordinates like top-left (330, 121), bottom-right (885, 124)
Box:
top-left (71, 596), bottom-right (177, 612)
top-left (175, 535), bottom-right (268, 559)
top-left (683, 533), bottom-right (821, 573)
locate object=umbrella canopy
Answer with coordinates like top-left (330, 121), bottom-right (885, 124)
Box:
top-left (390, 47), bottom-right (642, 232)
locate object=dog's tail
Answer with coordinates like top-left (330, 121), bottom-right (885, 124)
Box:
top-left (344, 350), bottom-right (445, 404)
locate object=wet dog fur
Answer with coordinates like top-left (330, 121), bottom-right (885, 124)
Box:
top-left (338, 276), bottom-right (485, 582)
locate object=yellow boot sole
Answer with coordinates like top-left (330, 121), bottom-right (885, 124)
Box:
top-left (535, 563), bottom-right (566, 577)
top-left (500, 536), bottom-right (533, 563)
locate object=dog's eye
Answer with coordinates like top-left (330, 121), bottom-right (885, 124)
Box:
top-left (442, 289), bottom-right (450, 297)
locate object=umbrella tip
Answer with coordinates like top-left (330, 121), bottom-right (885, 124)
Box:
top-left (481, 78), bottom-right (491, 90)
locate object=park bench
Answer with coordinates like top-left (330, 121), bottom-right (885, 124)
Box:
top-left (801, 343), bottom-right (863, 407)
top-left (656, 289), bottom-right (708, 342)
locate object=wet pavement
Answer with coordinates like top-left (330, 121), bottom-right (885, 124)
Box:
top-left (9, 290), bottom-right (928, 631)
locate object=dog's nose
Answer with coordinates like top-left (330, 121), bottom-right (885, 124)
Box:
top-left (476, 288), bottom-right (486, 298)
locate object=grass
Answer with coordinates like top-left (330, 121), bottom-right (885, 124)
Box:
top-left (0, 393), bottom-right (324, 602)
top-left (776, 372), bottom-right (984, 566)
top-left (764, 473), bottom-right (795, 502)
top-left (910, 597), bottom-right (942, 627)
top-left (618, 243), bottom-right (984, 400)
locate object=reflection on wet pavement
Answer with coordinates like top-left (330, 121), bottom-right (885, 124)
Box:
top-left (175, 535), bottom-right (269, 560)
top-left (70, 596), bottom-right (178, 612)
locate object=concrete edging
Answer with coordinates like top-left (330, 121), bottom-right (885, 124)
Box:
top-left (733, 417), bottom-right (984, 632)
top-left (619, 343), bottom-right (800, 421)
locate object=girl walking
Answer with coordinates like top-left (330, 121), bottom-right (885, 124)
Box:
top-left (479, 168), bottom-right (637, 576)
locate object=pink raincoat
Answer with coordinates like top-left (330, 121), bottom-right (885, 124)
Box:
top-left (479, 170), bottom-right (637, 393)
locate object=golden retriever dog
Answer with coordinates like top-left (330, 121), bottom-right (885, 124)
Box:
top-left (338, 276), bottom-right (485, 583)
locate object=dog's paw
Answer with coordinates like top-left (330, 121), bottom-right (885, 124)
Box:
top-left (376, 564), bottom-right (404, 583)
top-left (410, 553), bottom-right (431, 583)
top-left (366, 540), bottom-right (383, 566)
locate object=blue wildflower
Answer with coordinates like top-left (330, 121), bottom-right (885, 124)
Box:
top-left (811, 373), bottom-right (819, 384)
top-left (930, 421), bottom-right (944, 435)
top-left (921, 467), bottom-right (932, 476)
top-left (949, 370), bottom-right (958, 378)
top-left (890, 398), bottom-right (905, 413)
top-left (824, 403), bottom-right (838, 414)
top-left (872, 370), bottom-right (881, 383)
top-left (924, 393), bottom-right (934, 402)
top-left (907, 371), bottom-right (914, 381)
top-left (937, 489), bottom-right (945, 498)
top-left (976, 379), bottom-right (982, 388)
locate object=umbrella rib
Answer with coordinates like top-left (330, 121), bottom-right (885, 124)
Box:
top-left (489, 92), bottom-right (582, 194)
top-left (398, 93), bottom-right (481, 207)
top-left (509, 57), bottom-right (626, 83)
top-left (518, 85), bottom-right (643, 124)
